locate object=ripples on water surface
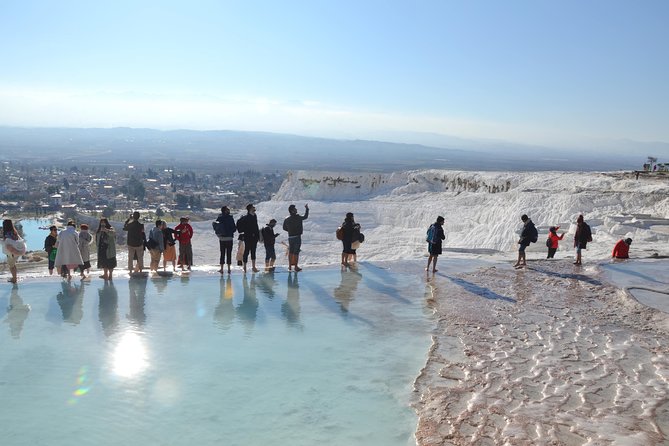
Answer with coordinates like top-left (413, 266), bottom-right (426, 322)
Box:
top-left (0, 267), bottom-right (432, 446)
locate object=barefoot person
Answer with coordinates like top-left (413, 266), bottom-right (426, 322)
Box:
top-left (513, 214), bottom-right (537, 268)
top-left (283, 204), bottom-right (309, 272)
top-left (96, 218), bottom-right (117, 280)
top-left (426, 216), bottom-right (445, 272)
top-left (573, 214), bottom-right (592, 265)
top-left (54, 221), bottom-right (84, 281)
top-left (2, 219), bottom-right (25, 284)
top-left (546, 226), bottom-right (565, 259)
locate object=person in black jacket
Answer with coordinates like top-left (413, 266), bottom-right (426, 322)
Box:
top-left (236, 204), bottom-right (260, 273)
top-left (573, 214), bottom-right (592, 265)
top-left (426, 216), bottom-right (445, 273)
top-left (514, 214), bottom-right (536, 268)
top-left (261, 219), bottom-right (280, 272)
top-left (341, 212), bottom-right (361, 267)
top-left (214, 206), bottom-right (237, 274)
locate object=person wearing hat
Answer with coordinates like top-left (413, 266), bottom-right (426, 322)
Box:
top-left (261, 218), bottom-right (280, 272)
top-left (546, 226), bottom-right (565, 259)
top-left (612, 238), bottom-right (633, 259)
top-left (426, 216), bottom-right (446, 273)
top-left (174, 216), bottom-right (194, 271)
top-left (282, 203), bottom-right (309, 272)
top-left (236, 204), bottom-right (260, 273)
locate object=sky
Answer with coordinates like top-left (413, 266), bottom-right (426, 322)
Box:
top-left (0, 1), bottom-right (668, 152)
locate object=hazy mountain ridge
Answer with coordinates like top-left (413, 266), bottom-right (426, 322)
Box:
top-left (0, 126), bottom-right (641, 171)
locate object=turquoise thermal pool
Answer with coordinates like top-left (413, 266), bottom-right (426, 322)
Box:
top-left (0, 267), bottom-right (432, 446)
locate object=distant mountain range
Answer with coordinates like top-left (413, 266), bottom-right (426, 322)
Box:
top-left (0, 126), bottom-right (644, 171)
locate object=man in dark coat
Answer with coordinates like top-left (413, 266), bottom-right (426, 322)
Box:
top-left (236, 204), bottom-right (260, 273)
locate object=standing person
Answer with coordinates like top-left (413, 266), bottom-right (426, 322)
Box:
top-left (54, 221), bottom-right (84, 281)
top-left (148, 220), bottom-right (165, 272)
top-left (44, 225), bottom-right (58, 275)
top-left (96, 218), bottom-right (117, 280)
top-left (2, 219), bottom-right (25, 284)
top-left (513, 214), bottom-right (537, 268)
top-left (546, 226), bottom-right (565, 259)
top-left (77, 223), bottom-right (94, 278)
top-left (612, 238), bottom-right (632, 259)
top-left (123, 211), bottom-right (145, 273)
top-left (161, 221), bottom-right (177, 272)
top-left (174, 216), bottom-right (194, 271)
top-left (213, 206), bottom-right (237, 274)
top-left (425, 216), bottom-right (446, 272)
top-left (340, 212), bottom-right (361, 267)
top-left (282, 203), bottom-right (309, 272)
top-left (573, 214), bottom-right (592, 266)
top-left (236, 204), bottom-right (260, 273)
top-left (261, 219), bottom-right (280, 272)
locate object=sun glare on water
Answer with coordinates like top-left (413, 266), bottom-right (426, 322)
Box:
top-left (112, 332), bottom-right (149, 378)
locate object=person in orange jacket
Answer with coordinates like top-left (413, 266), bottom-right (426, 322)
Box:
top-left (546, 226), bottom-right (565, 259)
top-left (612, 238), bottom-right (632, 259)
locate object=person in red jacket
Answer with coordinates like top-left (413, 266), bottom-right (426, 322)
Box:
top-left (174, 216), bottom-right (194, 271)
top-left (546, 226), bottom-right (565, 259)
top-left (612, 238), bottom-right (632, 259)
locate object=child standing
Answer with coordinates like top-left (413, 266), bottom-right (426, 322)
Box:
top-left (261, 219), bottom-right (280, 271)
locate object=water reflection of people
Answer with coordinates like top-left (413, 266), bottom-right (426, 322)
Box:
top-left (282, 272), bottom-right (301, 326)
top-left (333, 269), bottom-right (362, 313)
top-left (5, 285), bottom-right (30, 338)
top-left (57, 281), bottom-right (85, 324)
top-left (128, 277), bottom-right (147, 328)
top-left (256, 270), bottom-right (278, 299)
top-left (236, 275), bottom-right (258, 333)
top-left (98, 281), bottom-right (119, 337)
top-left (214, 276), bottom-right (235, 331)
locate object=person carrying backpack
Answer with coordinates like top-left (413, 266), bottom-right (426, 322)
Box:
top-left (514, 214), bottom-right (537, 268)
top-left (426, 216), bottom-right (445, 273)
top-left (546, 226), bottom-right (565, 259)
top-left (573, 214), bottom-right (592, 265)
top-left (213, 206), bottom-right (236, 274)
top-left (261, 219), bottom-right (280, 272)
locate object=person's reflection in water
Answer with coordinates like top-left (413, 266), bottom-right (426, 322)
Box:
top-left (214, 276), bottom-right (235, 331)
top-left (152, 275), bottom-right (170, 295)
top-left (236, 275), bottom-right (258, 334)
top-left (128, 276), bottom-right (147, 329)
top-left (282, 272), bottom-right (301, 326)
top-left (5, 285), bottom-right (30, 338)
top-left (333, 269), bottom-right (363, 313)
top-left (256, 270), bottom-right (277, 299)
top-left (56, 281), bottom-right (85, 324)
top-left (98, 281), bottom-right (119, 337)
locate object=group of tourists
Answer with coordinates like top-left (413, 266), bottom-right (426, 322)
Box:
top-left (213, 203), bottom-right (310, 273)
top-left (510, 213), bottom-right (632, 269)
top-left (3, 206), bottom-right (639, 283)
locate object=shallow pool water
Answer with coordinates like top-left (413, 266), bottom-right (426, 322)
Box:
top-left (16, 218), bottom-right (52, 252)
top-left (0, 266), bottom-right (432, 446)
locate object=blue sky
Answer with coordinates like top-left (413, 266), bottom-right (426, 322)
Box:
top-left (1, 0), bottom-right (667, 151)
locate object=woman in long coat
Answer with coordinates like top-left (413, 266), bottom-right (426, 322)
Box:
top-left (54, 221), bottom-right (84, 280)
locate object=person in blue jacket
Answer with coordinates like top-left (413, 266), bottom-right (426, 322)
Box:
top-left (426, 216), bottom-right (446, 273)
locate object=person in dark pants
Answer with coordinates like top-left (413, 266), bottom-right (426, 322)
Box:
top-left (514, 214), bottom-right (537, 268)
top-left (213, 206), bottom-right (237, 274)
top-left (261, 219), bottom-right (280, 271)
top-left (44, 225), bottom-right (58, 275)
top-left (426, 216), bottom-right (445, 273)
top-left (573, 214), bottom-right (592, 265)
top-left (236, 204), bottom-right (260, 273)
top-left (546, 226), bottom-right (565, 259)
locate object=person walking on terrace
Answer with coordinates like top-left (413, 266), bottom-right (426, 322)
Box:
top-left (513, 214), bottom-right (537, 268)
